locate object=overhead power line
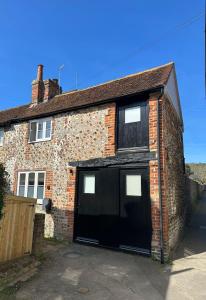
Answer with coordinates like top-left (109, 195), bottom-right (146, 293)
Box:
top-left (78, 10), bottom-right (205, 88)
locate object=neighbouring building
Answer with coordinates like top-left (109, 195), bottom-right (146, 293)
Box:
top-left (0, 63), bottom-right (185, 261)
top-left (186, 163), bottom-right (206, 185)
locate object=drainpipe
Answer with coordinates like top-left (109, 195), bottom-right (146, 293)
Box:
top-left (157, 87), bottom-right (164, 264)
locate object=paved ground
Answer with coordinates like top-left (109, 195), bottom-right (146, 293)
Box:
top-left (14, 192), bottom-right (206, 300)
top-left (166, 191), bottom-right (206, 300)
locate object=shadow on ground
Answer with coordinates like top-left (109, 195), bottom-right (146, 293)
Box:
top-left (5, 192), bottom-right (206, 300)
top-left (174, 191), bottom-right (206, 259)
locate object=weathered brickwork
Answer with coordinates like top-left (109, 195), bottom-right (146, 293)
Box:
top-left (0, 104), bottom-right (113, 239)
top-left (160, 96), bottom-right (185, 255)
top-left (67, 167), bottom-right (77, 240)
top-left (149, 96), bottom-right (158, 152)
top-left (31, 65), bottom-right (60, 105)
top-left (31, 80), bottom-right (44, 105)
top-left (148, 93), bottom-right (184, 260)
top-left (149, 160), bottom-right (160, 258)
top-left (104, 103), bottom-right (116, 157)
top-left (149, 94), bottom-right (162, 259)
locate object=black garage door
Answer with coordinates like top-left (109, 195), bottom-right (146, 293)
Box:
top-left (74, 167), bottom-right (152, 255)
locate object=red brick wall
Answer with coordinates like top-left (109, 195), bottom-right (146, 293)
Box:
top-left (31, 79), bottom-right (59, 105)
top-left (149, 94), bottom-right (164, 259)
top-left (44, 79), bottom-right (60, 101)
top-left (104, 103), bottom-right (116, 157)
top-left (149, 160), bottom-right (161, 257)
top-left (149, 96), bottom-right (158, 151)
top-left (31, 80), bottom-right (44, 104)
top-left (45, 170), bottom-right (53, 199)
top-left (149, 92), bottom-right (184, 260)
top-left (67, 167), bottom-right (77, 240)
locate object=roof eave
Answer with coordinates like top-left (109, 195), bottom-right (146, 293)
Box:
top-left (0, 85), bottom-right (164, 126)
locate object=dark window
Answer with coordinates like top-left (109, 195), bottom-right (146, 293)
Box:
top-left (117, 100), bottom-right (148, 150)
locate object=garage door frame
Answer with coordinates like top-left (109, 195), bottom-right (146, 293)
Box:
top-left (73, 163), bottom-right (152, 255)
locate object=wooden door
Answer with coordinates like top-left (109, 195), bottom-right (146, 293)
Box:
top-left (75, 170), bottom-right (99, 244)
top-left (119, 168), bottom-right (152, 254)
top-left (75, 167), bottom-right (152, 255)
top-left (117, 101), bottom-right (148, 150)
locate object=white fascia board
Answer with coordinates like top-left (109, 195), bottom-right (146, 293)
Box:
top-left (164, 68), bottom-right (184, 131)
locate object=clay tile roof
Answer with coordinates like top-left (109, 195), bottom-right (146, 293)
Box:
top-left (0, 62), bottom-right (173, 126)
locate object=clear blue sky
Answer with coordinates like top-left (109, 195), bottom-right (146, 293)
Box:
top-left (0, 1), bottom-right (205, 162)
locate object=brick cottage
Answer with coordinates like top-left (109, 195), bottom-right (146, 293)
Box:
top-left (0, 63), bottom-right (185, 261)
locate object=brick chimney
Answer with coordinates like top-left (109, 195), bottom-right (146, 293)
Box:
top-left (31, 64), bottom-right (44, 104)
top-left (31, 65), bottom-right (61, 105)
top-left (44, 79), bottom-right (61, 101)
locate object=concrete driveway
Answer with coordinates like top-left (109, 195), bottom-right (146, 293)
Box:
top-left (16, 243), bottom-right (169, 300)
top-left (16, 193), bottom-right (206, 300)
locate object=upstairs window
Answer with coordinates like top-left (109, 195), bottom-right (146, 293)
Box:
top-left (125, 106), bottom-right (141, 123)
top-left (29, 118), bottom-right (52, 142)
top-left (0, 129), bottom-right (4, 146)
top-left (117, 100), bottom-right (148, 150)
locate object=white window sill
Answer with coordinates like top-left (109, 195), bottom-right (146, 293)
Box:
top-left (28, 138), bottom-right (51, 144)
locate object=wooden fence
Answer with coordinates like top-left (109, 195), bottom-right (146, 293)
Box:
top-left (0, 195), bottom-right (36, 263)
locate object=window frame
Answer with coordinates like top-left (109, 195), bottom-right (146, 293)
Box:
top-left (126, 174), bottom-right (142, 196)
top-left (17, 171), bottom-right (46, 204)
top-left (117, 99), bottom-right (149, 151)
top-left (0, 128), bottom-right (4, 146)
top-left (83, 174), bottom-right (96, 194)
top-left (124, 106), bottom-right (141, 124)
top-left (29, 117), bottom-right (52, 143)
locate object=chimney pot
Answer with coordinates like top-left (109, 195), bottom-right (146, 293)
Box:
top-left (31, 64), bottom-right (61, 105)
top-left (37, 64), bottom-right (43, 81)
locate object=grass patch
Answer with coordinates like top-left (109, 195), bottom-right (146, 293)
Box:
top-left (0, 284), bottom-right (20, 299)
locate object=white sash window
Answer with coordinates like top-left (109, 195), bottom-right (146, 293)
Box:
top-left (29, 118), bottom-right (52, 142)
top-left (17, 171), bottom-right (45, 204)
